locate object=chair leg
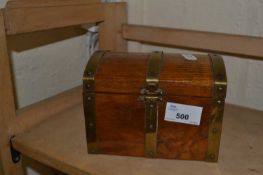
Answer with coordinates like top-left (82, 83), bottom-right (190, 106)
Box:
top-left (0, 10), bottom-right (24, 175)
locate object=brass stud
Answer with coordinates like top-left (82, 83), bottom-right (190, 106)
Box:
top-left (212, 128), bottom-right (218, 134)
top-left (90, 149), bottom-right (96, 154)
top-left (217, 86), bottom-right (223, 91)
top-left (209, 154), bottom-right (215, 160)
top-left (86, 84), bottom-right (91, 88)
top-left (149, 124), bottom-right (153, 129)
top-left (88, 122), bottom-right (94, 127)
top-left (150, 104), bottom-right (154, 108)
top-left (87, 96), bottom-right (92, 101)
top-left (87, 71), bottom-right (93, 76)
top-left (147, 151), bottom-right (154, 157)
top-left (141, 89), bottom-right (147, 95)
top-left (217, 100), bottom-right (222, 104)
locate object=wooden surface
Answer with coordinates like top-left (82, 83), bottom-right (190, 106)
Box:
top-left (7, 26), bottom-right (87, 52)
top-left (95, 94), bottom-right (212, 160)
top-left (99, 2), bottom-right (127, 51)
top-left (5, 0), bottom-right (100, 8)
top-left (10, 86), bottom-right (82, 136)
top-left (12, 101), bottom-right (263, 175)
top-left (157, 95), bottom-right (212, 160)
top-left (4, 2), bottom-right (104, 35)
top-left (0, 10), bottom-right (24, 174)
top-left (122, 24), bottom-right (263, 59)
top-left (95, 52), bottom-right (213, 97)
top-left (96, 94), bottom-right (145, 157)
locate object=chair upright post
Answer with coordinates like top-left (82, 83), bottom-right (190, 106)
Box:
top-left (0, 10), bottom-right (24, 175)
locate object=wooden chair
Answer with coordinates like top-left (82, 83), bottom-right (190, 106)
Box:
top-left (0, 1), bottom-right (262, 175)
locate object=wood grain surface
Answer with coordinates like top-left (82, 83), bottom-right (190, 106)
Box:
top-left (157, 96), bottom-right (212, 160)
top-left (96, 93), bottom-right (145, 157)
top-left (0, 10), bottom-right (24, 175)
top-left (5, 0), bottom-right (100, 9)
top-left (94, 93), bottom-right (212, 160)
top-left (10, 86), bottom-right (82, 136)
top-left (122, 24), bottom-right (263, 59)
top-left (4, 2), bottom-right (104, 34)
top-left (90, 52), bottom-right (214, 159)
top-left (99, 2), bottom-right (127, 52)
top-left (95, 52), bottom-right (213, 97)
top-left (11, 103), bottom-right (263, 175)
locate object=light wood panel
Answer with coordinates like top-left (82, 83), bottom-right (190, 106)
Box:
top-left (12, 103), bottom-right (263, 175)
top-left (6, 0), bottom-right (100, 8)
top-left (0, 10), bottom-right (24, 175)
top-left (7, 26), bottom-right (87, 51)
top-left (99, 2), bottom-right (127, 51)
top-left (9, 86), bottom-right (82, 136)
top-left (122, 24), bottom-right (263, 59)
top-left (4, 2), bottom-right (104, 35)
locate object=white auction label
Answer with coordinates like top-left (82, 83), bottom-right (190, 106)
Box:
top-left (182, 54), bottom-right (197, 61)
top-left (164, 102), bottom-right (203, 125)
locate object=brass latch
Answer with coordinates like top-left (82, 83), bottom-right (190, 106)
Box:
top-left (140, 51), bottom-right (163, 158)
top-left (139, 88), bottom-right (163, 133)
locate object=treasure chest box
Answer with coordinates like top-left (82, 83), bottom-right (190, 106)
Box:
top-left (83, 51), bottom-right (227, 162)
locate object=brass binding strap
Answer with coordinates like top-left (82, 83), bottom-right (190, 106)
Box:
top-left (140, 51), bottom-right (164, 158)
top-left (206, 54), bottom-right (227, 162)
top-left (83, 50), bottom-right (107, 154)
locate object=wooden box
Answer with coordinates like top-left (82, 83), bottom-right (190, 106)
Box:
top-left (83, 51), bottom-right (227, 162)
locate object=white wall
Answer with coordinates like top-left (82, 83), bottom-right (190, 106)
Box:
top-left (0, 0), bottom-right (4, 8)
top-left (126, 0), bottom-right (263, 110)
top-left (10, 35), bottom-right (87, 108)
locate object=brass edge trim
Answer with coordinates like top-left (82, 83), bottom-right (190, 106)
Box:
top-left (146, 51), bottom-right (163, 90)
top-left (206, 54), bottom-right (227, 162)
top-left (143, 51), bottom-right (163, 158)
top-left (83, 50), bottom-right (107, 154)
top-left (83, 50), bottom-right (107, 92)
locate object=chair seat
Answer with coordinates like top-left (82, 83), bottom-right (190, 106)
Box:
top-left (12, 99), bottom-right (263, 175)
